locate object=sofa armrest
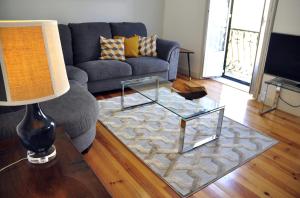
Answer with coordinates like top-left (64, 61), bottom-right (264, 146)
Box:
top-left (66, 65), bottom-right (88, 88)
top-left (157, 38), bottom-right (179, 62)
top-left (157, 38), bottom-right (180, 80)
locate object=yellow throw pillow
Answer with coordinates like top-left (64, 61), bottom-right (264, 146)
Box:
top-left (114, 35), bottom-right (139, 57)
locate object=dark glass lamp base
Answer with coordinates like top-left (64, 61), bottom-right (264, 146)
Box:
top-left (27, 145), bottom-right (56, 164)
top-left (17, 103), bottom-right (56, 164)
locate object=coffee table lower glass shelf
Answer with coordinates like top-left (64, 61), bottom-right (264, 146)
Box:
top-left (121, 76), bottom-right (225, 153)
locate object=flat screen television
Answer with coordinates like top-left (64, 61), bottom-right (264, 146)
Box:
top-left (264, 33), bottom-right (300, 83)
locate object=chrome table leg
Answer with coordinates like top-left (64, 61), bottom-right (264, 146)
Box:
top-left (260, 85), bottom-right (281, 115)
top-left (178, 107), bottom-right (225, 154)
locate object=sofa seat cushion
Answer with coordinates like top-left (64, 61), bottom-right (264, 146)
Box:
top-left (66, 66), bottom-right (88, 86)
top-left (125, 57), bottom-right (169, 76)
top-left (76, 60), bottom-right (132, 81)
top-left (42, 81), bottom-right (98, 139)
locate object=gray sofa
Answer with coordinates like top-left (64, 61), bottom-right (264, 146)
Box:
top-left (0, 22), bottom-right (180, 153)
top-left (58, 22), bottom-right (180, 93)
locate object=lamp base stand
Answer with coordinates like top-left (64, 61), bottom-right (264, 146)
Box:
top-left (17, 103), bottom-right (56, 164)
top-left (27, 145), bottom-right (56, 164)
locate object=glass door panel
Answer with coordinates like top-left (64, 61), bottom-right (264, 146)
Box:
top-left (223, 0), bottom-right (266, 84)
top-left (203, 0), bottom-right (232, 77)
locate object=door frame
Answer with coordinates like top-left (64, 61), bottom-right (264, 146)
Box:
top-left (249, 0), bottom-right (279, 98)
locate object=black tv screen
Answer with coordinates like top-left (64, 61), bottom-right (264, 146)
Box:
top-left (264, 33), bottom-right (300, 82)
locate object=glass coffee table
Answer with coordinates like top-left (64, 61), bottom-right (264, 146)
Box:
top-left (121, 76), bottom-right (225, 153)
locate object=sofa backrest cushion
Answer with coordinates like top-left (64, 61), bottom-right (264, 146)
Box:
top-left (110, 22), bottom-right (147, 37)
top-left (69, 22), bottom-right (112, 64)
top-left (58, 24), bottom-right (73, 65)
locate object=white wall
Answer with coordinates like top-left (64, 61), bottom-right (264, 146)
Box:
top-left (163, 0), bottom-right (208, 78)
top-left (0, 0), bottom-right (165, 36)
top-left (273, 0), bottom-right (300, 35)
top-left (259, 0), bottom-right (300, 116)
top-left (1, 0), bottom-right (209, 74)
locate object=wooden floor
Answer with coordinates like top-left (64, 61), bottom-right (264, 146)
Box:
top-left (84, 75), bottom-right (300, 198)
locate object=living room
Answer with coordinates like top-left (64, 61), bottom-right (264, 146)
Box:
top-left (0, 0), bottom-right (299, 197)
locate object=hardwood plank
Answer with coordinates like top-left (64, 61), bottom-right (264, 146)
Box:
top-left (84, 123), bottom-right (179, 198)
top-left (85, 136), bottom-right (151, 198)
top-left (193, 184), bottom-right (231, 198)
top-left (85, 75), bottom-right (300, 197)
top-left (213, 172), bottom-right (261, 198)
top-left (248, 157), bottom-right (300, 196)
top-left (234, 166), bottom-right (295, 198)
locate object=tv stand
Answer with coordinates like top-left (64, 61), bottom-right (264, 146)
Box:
top-left (260, 77), bottom-right (300, 115)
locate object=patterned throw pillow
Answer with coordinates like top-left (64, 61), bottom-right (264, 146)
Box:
top-left (138, 35), bottom-right (158, 57)
top-left (100, 36), bottom-right (125, 61)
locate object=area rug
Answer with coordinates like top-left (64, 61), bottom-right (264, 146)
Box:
top-left (97, 92), bottom-right (278, 197)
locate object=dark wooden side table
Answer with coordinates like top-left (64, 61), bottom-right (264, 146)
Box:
top-left (0, 127), bottom-right (111, 198)
top-left (180, 48), bottom-right (195, 80)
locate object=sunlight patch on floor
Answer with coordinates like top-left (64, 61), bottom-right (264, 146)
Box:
top-left (213, 77), bottom-right (250, 92)
top-left (214, 78), bottom-right (254, 124)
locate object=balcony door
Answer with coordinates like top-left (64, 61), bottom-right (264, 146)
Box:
top-left (203, 0), bottom-right (268, 86)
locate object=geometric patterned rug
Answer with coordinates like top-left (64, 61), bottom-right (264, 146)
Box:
top-left (98, 93), bottom-right (278, 197)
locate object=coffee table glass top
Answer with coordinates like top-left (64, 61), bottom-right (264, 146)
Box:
top-left (122, 76), bottom-right (224, 120)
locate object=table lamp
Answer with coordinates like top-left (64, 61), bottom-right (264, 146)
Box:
top-left (0, 20), bottom-right (70, 164)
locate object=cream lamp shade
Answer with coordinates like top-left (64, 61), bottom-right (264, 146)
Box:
top-left (0, 20), bottom-right (70, 106)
